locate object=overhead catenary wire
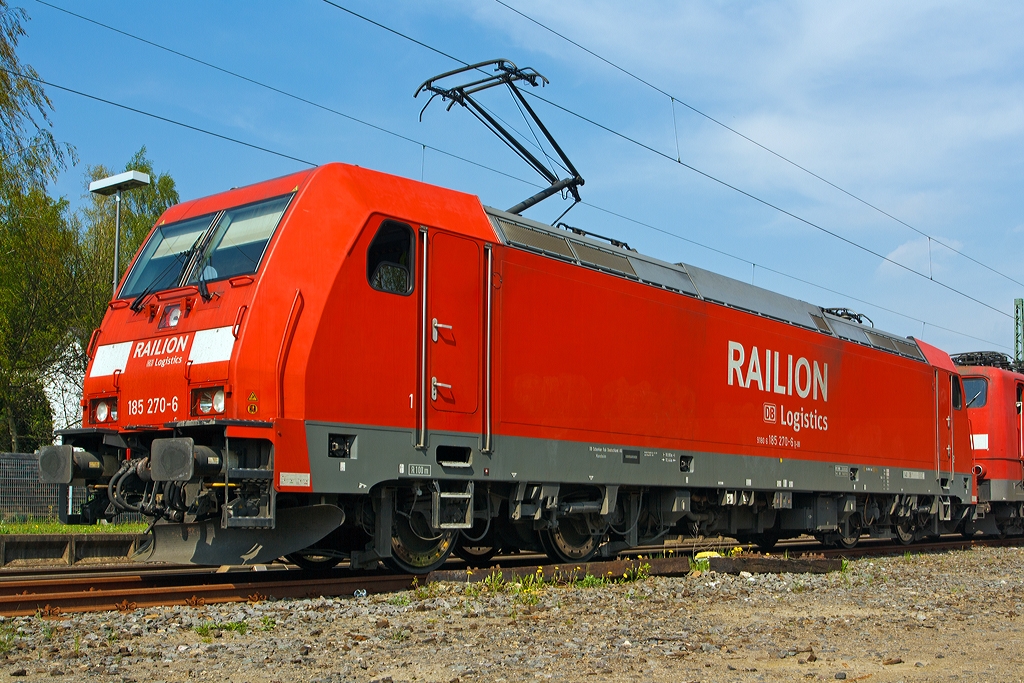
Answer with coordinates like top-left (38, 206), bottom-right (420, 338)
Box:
top-left (0, 67), bottom-right (317, 167)
top-left (31, 0), bottom-right (536, 191)
top-left (583, 201), bottom-right (1008, 350)
top-left (492, 0), bottom-right (1024, 291)
top-left (524, 89), bottom-right (1011, 320)
top-left (34, 4), bottom-right (1010, 349)
top-left (318, 0), bottom-right (1013, 321)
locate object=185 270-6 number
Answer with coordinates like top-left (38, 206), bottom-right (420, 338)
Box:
top-left (126, 396), bottom-right (179, 416)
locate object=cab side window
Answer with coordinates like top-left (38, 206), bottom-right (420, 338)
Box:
top-left (951, 376), bottom-right (963, 410)
top-left (962, 377), bottom-right (987, 408)
top-left (367, 221), bottom-right (414, 295)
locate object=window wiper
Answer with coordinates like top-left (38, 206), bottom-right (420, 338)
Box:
top-left (174, 232), bottom-right (209, 289)
top-left (195, 253), bottom-right (212, 302)
top-left (175, 211), bottom-right (223, 295)
top-left (966, 389), bottom-right (984, 408)
top-left (129, 249), bottom-right (190, 313)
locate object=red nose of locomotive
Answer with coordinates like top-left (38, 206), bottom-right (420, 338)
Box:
top-left (86, 303), bottom-right (235, 429)
top-left (39, 181), bottom-right (312, 555)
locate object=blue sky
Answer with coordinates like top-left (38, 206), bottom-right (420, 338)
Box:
top-left (20, 1), bottom-right (1024, 355)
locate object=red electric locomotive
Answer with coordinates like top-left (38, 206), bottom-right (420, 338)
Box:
top-left (38, 160), bottom-right (975, 572)
top-left (952, 352), bottom-right (1024, 536)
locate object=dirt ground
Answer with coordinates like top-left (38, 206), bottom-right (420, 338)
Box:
top-left (3, 544), bottom-right (1023, 682)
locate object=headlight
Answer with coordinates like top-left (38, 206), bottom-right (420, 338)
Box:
top-left (192, 387), bottom-right (225, 415)
top-left (158, 304), bottom-right (182, 329)
top-left (93, 399), bottom-right (117, 423)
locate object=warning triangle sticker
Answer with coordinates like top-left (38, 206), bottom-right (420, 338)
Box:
top-left (248, 392), bottom-right (258, 402)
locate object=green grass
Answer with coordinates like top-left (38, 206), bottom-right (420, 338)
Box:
top-left (221, 621), bottom-right (248, 635)
top-left (576, 573), bottom-right (608, 588)
top-left (0, 622), bottom-right (14, 654)
top-left (194, 621), bottom-right (248, 637)
top-left (691, 557), bottom-right (711, 573)
top-left (0, 520), bottom-right (148, 535)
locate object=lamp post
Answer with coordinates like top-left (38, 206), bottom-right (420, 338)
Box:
top-left (89, 170), bottom-right (150, 296)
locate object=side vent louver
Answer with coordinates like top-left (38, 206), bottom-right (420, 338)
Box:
top-left (570, 241), bottom-right (636, 276)
top-left (892, 339), bottom-right (925, 360)
top-left (865, 331), bottom-right (898, 353)
top-left (809, 314), bottom-right (833, 335)
top-left (498, 220), bottom-right (575, 260)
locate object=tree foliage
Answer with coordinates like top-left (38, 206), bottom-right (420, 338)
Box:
top-left (0, 180), bottom-right (78, 450)
top-left (0, 376), bottom-right (52, 452)
top-left (0, 2), bottom-right (72, 188)
top-left (0, 1), bottom-right (76, 450)
top-left (0, 4), bottom-right (179, 448)
top-left (74, 147), bottom-right (179, 356)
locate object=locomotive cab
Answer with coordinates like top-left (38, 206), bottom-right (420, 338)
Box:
top-left (953, 353), bottom-right (1024, 536)
top-left (40, 163), bottom-right (499, 568)
top-left (39, 171), bottom-right (349, 562)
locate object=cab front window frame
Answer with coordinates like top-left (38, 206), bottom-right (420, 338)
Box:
top-left (118, 193), bottom-right (295, 300)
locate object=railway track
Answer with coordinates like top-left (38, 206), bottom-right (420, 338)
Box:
top-left (2, 534), bottom-right (1021, 617)
top-left (0, 565), bottom-right (413, 617)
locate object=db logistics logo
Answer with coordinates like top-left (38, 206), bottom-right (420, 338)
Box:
top-left (763, 402), bottom-right (777, 424)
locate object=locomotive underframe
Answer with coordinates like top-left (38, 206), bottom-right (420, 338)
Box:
top-left (42, 421), bottom-right (979, 571)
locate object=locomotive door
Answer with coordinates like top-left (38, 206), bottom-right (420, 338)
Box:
top-left (426, 232), bottom-right (481, 423)
top-left (1017, 383), bottom-right (1023, 483)
top-left (934, 370), bottom-right (954, 485)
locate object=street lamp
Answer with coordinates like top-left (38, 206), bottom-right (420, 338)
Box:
top-left (89, 170), bottom-right (150, 296)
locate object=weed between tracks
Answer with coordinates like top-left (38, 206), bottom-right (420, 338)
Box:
top-left (437, 559), bottom-right (654, 607)
top-left (0, 622), bottom-right (13, 655)
top-left (194, 621), bottom-right (248, 639)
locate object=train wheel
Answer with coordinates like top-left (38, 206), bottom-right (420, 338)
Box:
top-left (286, 550), bottom-right (342, 571)
top-left (385, 512), bottom-right (456, 574)
top-left (453, 518), bottom-right (499, 565)
top-left (539, 517), bottom-right (599, 563)
top-left (837, 516), bottom-right (862, 549)
top-left (454, 543), bottom-right (498, 565)
top-left (837, 531), bottom-right (860, 550)
top-left (893, 519), bottom-right (915, 545)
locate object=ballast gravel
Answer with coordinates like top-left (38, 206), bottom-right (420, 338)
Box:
top-left (3, 545), bottom-right (1024, 683)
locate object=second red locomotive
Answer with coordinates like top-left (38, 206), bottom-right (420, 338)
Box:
top-left (953, 352), bottom-right (1024, 536)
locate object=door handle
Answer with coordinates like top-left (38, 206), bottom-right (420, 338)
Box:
top-left (431, 318), bottom-right (452, 342)
top-left (431, 377), bottom-right (451, 401)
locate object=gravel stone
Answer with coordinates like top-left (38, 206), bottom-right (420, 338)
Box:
top-left (3, 545), bottom-right (1022, 681)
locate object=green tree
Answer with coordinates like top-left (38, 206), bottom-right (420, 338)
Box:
top-left (0, 1), bottom-right (75, 450)
top-left (0, 376), bottom-right (52, 452)
top-left (0, 2), bottom-right (71, 188)
top-left (74, 147), bottom-right (179, 357)
top-left (0, 185), bottom-right (77, 450)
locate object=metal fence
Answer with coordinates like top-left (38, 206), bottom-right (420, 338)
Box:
top-left (0, 453), bottom-right (82, 521)
top-left (0, 452), bottom-right (142, 523)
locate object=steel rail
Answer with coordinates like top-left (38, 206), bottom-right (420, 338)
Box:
top-left (0, 570), bottom-right (414, 617)
top-left (1, 534), bottom-right (1020, 617)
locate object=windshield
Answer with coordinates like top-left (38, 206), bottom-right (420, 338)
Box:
top-left (186, 194), bottom-right (292, 286)
top-left (963, 377), bottom-right (988, 409)
top-left (119, 194), bottom-right (293, 300)
top-left (119, 214), bottom-right (216, 299)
